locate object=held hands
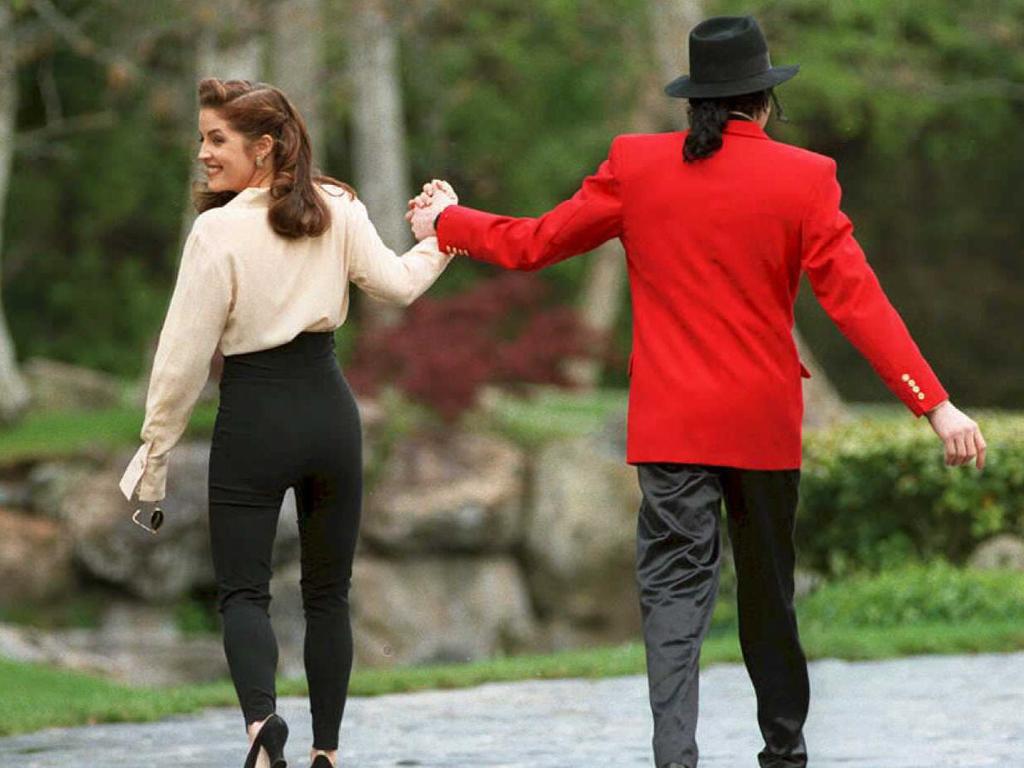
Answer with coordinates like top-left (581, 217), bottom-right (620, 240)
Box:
top-left (926, 400), bottom-right (987, 469)
top-left (405, 179), bottom-right (458, 241)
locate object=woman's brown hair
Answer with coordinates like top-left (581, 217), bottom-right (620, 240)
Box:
top-left (193, 78), bottom-right (356, 238)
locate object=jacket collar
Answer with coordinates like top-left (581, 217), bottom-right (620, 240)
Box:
top-left (722, 119), bottom-right (769, 140)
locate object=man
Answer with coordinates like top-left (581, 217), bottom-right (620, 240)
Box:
top-left (407, 15), bottom-right (986, 768)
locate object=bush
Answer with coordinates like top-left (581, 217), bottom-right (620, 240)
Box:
top-left (346, 273), bottom-right (603, 421)
top-left (797, 561), bottom-right (1024, 628)
top-left (797, 411), bottom-right (1024, 576)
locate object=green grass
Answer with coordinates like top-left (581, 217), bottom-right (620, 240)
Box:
top-left (0, 402), bottom-right (218, 465)
top-left (0, 385), bottom-right (623, 466)
top-left (471, 386), bottom-right (628, 446)
top-left (3, 617), bottom-right (1024, 737)
top-left (0, 389), bottom-right (905, 466)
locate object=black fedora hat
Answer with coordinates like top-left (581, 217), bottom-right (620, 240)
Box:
top-left (664, 16), bottom-right (799, 99)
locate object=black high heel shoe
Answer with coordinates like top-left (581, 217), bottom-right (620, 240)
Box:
top-left (243, 713), bottom-right (289, 768)
top-left (311, 755), bottom-right (333, 768)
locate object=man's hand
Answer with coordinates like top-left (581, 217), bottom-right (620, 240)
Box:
top-left (925, 400), bottom-right (987, 469)
top-left (405, 179), bottom-right (458, 241)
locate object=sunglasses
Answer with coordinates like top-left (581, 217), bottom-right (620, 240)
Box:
top-left (132, 505), bottom-right (165, 534)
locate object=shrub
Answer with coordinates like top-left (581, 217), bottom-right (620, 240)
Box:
top-left (346, 273), bottom-right (604, 421)
top-left (797, 411), bottom-right (1024, 576)
top-left (797, 561), bottom-right (1024, 628)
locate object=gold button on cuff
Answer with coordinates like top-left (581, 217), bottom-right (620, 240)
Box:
top-left (901, 374), bottom-right (910, 382)
top-left (912, 386), bottom-right (920, 393)
top-left (908, 379), bottom-right (916, 387)
top-left (918, 393), bottom-right (926, 400)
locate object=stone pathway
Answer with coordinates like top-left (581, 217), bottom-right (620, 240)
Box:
top-left (3, 652), bottom-right (1024, 767)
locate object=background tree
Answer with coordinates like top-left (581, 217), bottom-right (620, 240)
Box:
top-left (271, 0), bottom-right (323, 162)
top-left (348, 0), bottom-right (411, 328)
top-left (0, 2), bottom-right (31, 423)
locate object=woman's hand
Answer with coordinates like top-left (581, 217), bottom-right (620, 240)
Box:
top-left (925, 400), bottom-right (987, 469)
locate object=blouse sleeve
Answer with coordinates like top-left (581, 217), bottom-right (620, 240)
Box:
top-left (119, 221), bottom-right (233, 503)
top-left (344, 198), bottom-right (453, 305)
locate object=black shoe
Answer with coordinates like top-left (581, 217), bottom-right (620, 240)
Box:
top-left (243, 713), bottom-right (289, 768)
top-left (311, 755), bottom-right (333, 768)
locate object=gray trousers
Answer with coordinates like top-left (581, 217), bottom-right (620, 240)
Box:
top-left (636, 463), bottom-right (809, 768)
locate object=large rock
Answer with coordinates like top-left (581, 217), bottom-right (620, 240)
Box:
top-left (525, 421), bottom-right (642, 646)
top-left (0, 507), bottom-right (76, 603)
top-left (348, 555), bottom-right (535, 667)
top-left (362, 432), bottom-right (526, 553)
top-left (65, 442), bottom-right (300, 601)
top-left (25, 459), bottom-right (95, 521)
top-left (22, 357), bottom-right (125, 411)
top-left (0, 599), bottom-right (228, 686)
top-left (968, 534), bottom-right (1024, 571)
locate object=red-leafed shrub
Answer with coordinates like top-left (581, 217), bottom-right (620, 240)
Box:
top-left (346, 273), bottom-right (604, 420)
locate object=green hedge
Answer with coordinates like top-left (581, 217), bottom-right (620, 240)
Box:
top-left (798, 562), bottom-right (1024, 627)
top-left (798, 410), bottom-right (1024, 576)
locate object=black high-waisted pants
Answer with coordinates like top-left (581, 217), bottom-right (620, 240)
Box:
top-left (208, 330), bottom-right (361, 751)
top-left (636, 462), bottom-right (809, 768)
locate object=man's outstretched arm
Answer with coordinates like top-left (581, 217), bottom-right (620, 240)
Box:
top-left (410, 137), bottom-right (625, 271)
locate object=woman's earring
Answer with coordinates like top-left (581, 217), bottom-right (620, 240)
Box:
top-left (255, 155), bottom-right (264, 168)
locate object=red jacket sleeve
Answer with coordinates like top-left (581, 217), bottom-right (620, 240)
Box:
top-left (801, 158), bottom-right (948, 416)
top-left (436, 137), bottom-right (624, 271)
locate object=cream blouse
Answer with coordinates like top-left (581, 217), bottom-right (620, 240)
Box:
top-left (118, 184), bottom-right (452, 503)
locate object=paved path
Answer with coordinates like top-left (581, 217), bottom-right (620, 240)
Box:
top-left (3, 652), bottom-right (1024, 767)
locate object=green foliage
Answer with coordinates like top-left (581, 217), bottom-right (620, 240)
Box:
top-left (0, 594), bottom-right (104, 630)
top-left (799, 561), bottom-right (1024, 627)
top-left (7, 51), bottom-right (189, 378)
top-left (173, 596), bottom-right (220, 636)
top-left (797, 411), bottom-right (1024, 575)
top-left (2, 0), bottom-right (1022, 407)
top-left (402, 0), bottom-right (651, 304)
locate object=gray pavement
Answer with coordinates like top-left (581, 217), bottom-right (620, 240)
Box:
top-left (3, 652), bottom-right (1024, 767)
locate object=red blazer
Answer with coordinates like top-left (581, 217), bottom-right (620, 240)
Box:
top-left (436, 120), bottom-right (948, 469)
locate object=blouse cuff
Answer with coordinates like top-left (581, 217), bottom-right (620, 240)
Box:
top-left (119, 441), bottom-right (167, 503)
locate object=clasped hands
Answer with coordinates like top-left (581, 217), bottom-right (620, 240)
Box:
top-left (405, 179), bottom-right (458, 241)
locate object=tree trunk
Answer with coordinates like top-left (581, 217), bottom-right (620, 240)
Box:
top-left (0, 4), bottom-right (31, 424)
top-left (135, 2), bottom-right (266, 406)
top-left (794, 326), bottom-right (849, 428)
top-left (271, 0), bottom-right (323, 164)
top-left (348, 0), bottom-right (410, 328)
top-left (180, 1), bottom-right (265, 245)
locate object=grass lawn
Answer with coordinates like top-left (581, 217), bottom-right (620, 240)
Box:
top-left (3, 618), bottom-right (1024, 738)
top-left (0, 402), bottom-right (219, 464)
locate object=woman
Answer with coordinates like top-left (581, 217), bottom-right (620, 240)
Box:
top-left (118, 78), bottom-right (453, 768)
